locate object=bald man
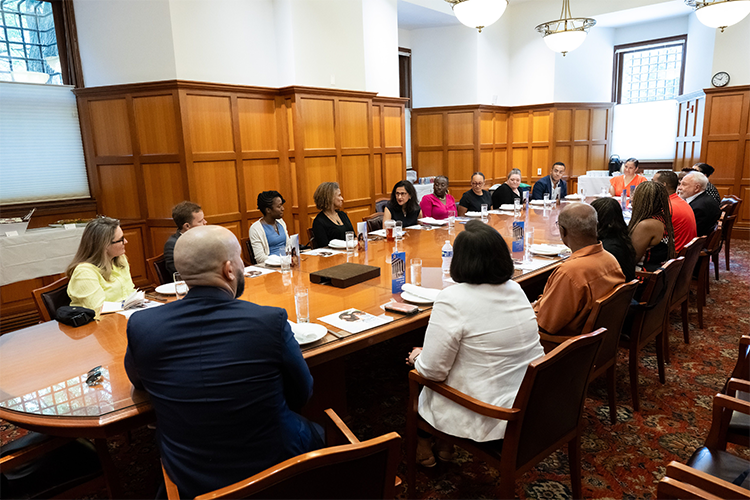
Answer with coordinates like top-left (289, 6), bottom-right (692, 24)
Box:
top-left (533, 203), bottom-right (626, 336)
top-left (124, 226), bottom-right (323, 498)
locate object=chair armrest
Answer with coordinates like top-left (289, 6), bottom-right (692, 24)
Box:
top-left (409, 370), bottom-right (519, 421)
top-left (162, 463), bottom-right (181, 500)
top-left (705, 392), bottom-right (750, 449)
top-left (726, 378), bottom-right (750, 395)
top-left (662, 461), bottom-right (750, 499)
top-left (539, 331), bottom-right (574, 345)
top-left (323, 408), bottom-right (360, 446)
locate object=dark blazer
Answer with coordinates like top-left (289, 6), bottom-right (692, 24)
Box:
top-left (689, 191), bottom-right (721, 237)
top-left (162, 231), bottom-right (181, 279)
top-left (530, 175), bottom-right (567, 201)
top-left (124, 287), bottom-right (322, 498)
top-left (491, 183), bottom-right (521, 208)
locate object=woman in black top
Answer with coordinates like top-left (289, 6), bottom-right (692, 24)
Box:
top-left (491, 168), bottom-right (523, 209)
top-left (384, 180), bottom-right (422, 227)
top-left (591, 197), bottom-right (636, 282)
top-left (311, 182), bottom-right (354, 248)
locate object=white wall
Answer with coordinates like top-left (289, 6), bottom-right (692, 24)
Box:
top-left (362, 0), bottom-right (400, 97)
top-left (612, 16), bottom-right (688, 45)
top-left (398, 29), bottom-right (412, 49)
top-left (553, 27), bottom-right (615, 103)
top-left (74, 0), bottom-right (177, 87)
top-left (169, 0), bottom-right (278, 87)
top-left (683, 12), bottom-right (715, 94)
top-left (476, 14), bottom-right (511, 106)
top-left (711, 15), bottom-right (750, 87)
top-left (410, 24), bottom-right (479, 107)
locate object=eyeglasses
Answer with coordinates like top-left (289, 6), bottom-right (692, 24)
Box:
top-left (110, 237), bottom-right (126, 245)
top-left (471, 181), bottom-right (484, 186)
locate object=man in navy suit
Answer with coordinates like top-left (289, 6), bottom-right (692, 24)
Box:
top-left (531, 162), bottom-right (568, 201)
top-left (125, 225), bottom-right (324, 498)
top-left (679, 171), bottom-right (721, 237)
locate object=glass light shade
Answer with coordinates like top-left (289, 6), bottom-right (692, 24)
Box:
top-left (452, 0), bottom-right (507, 31)
top-left (695, 0), bottom-right (750, 28)
top-left (11, 71), bottom-right (50, 84)
top-left (542, 30), bottom-right (588, 54)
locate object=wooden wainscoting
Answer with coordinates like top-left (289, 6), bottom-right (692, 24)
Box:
top-left (411, 102), bottom-right (613, 195)
top-left (701, 85), bottom-right (750, 237)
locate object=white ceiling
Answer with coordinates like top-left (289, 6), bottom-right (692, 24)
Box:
top-left (397, 0), bottom-right (694, 31)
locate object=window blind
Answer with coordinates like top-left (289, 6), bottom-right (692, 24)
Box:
top-left (0, 82), bottom-right (90, 205)
top-left (610, 100), bottom-right (678, 161)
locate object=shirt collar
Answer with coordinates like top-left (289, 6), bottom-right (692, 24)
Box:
top-left (684, 191), bottom-right (703, 204)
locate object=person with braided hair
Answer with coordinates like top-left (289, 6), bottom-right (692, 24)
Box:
top-left (628, 181), bottom-right (675, 272)
top-left (249, 191), bottom-right (290, 264)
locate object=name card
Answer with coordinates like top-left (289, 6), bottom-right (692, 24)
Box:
top-left (5, 231), bottom-right (19, 237)
top-left (64, 224), bottom-right (76, 230)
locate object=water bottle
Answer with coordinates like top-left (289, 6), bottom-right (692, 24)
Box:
top-left (620, 188), bottom-right (627, 210)
top-left (441, 240), bottom-right (453, 275)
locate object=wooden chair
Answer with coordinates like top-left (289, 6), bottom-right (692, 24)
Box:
top-left (306, 227), bottom-right (318, 250)
top-left (719, 195), bottom-right (742, 271)
top-left (657, 461), bottom-right (750, 499)
top-left (31, 276), bottom-right (70, 322)
top-left (675, 383), bottom-right (750, 491)
top-left (669, 236), bottom-right (706, 346)
top-left (406, 329), bottom-right (606, 499)
top-left (363, 212), bottom-right (383, 232)
top-left (146, 253), bottom-right (170, 285)
top-left (540, 280), bottom-right (639, 424)
top-left (693, 224), bottom-right (722, 329)
top-left (721, 335), bottom-right (750, 448)
top-left (240, 237), bottom-right (257, 266)
top-left (163, 409), bottom-right (401, 500)
top-left (620, 257), bottom-right (684, 412)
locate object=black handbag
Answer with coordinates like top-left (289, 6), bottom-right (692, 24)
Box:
top-left (56, 306), bottom-right (96, 327)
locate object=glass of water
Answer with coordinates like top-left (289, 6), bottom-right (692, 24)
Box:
top-left (281, 246), bottom-right (292, 274)
top-left (294, 287), bottom-right (309, 323)
top-left (524, 227), bottom-right (535, 262)
top-left (448, 210), bottom-right (456, 228)
top-left (410, 258), bottom-right (422, 286)
top-left (173, 272), bottom-right (188, 299)
top-left (394, 221), bottom-right (403, 239)
top-left (514, 199), bottom-right (522, 218)
top-left (481, 203), bottom-right (488, 220)
top-left (544, 193), bottom-right (551, 208)
top-left (345, 231), bottom-right (356, 255)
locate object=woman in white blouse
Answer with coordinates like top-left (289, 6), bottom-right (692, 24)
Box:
top-left (406, 220), bottom-right (544, 466)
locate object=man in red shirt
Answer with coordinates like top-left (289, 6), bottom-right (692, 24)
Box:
top-left (653, 170), bottom-right (697, 253)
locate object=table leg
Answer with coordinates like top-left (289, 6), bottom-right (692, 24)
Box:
top-left (304, 359), bottom-right (348, 423)
top-left (94, 438), bottom-right (122, 499)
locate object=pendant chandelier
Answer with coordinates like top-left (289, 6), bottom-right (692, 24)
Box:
top-left (685, 0), bottom-right (750, 32)
top-left (445, 0), bottom-right (508, 33)
top-left (535, 0), bottom-right (596, 56)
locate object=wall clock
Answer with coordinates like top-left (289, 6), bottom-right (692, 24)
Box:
top-left (712, 72), bottom-right (730, 87)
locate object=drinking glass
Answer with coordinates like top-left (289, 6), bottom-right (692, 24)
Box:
top-left (601, 186), bottom-right (608, 197)
top-left (395, 221), bottom-right (403, 239)
top-left (345, 231), bottom-right (356, 255)
top-left (579, 187), bottom-right (586, 200)
top-left (544, 193), bottom-right (551, 208)
top-left (481, 203), bottom-right (488, 220)
top-left (514, 198), bottom-right (522, 218)
top-left (447, 210), bottom-right (456, 228)
top-left (384, 219), bottom-right (396, 241)
top-left (281, 246), bottom-right (292, 274)
top-left (294, 287), bottom-right (309, 323)
top-left (524, 227), bottom-right (535, 262)
top-left (173, 272), bottom-right (188, 299)
top-left (410, 258), bottom-right (422, 286)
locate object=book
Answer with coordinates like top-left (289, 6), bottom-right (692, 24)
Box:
top-left (101, 290), bottom-right (146, 314)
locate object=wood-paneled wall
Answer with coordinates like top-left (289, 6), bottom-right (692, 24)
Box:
top-left (674, 91), bottom-right (705, 171)
top-left (700, 85), bottom-right (750, 235)
top-left (411, 103), bottom-right (613, 194)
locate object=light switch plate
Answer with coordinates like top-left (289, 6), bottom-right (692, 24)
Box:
top-left (537, 168), bottom-right (542, 175)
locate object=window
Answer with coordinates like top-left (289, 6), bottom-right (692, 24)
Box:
top-left (399, 47), bottom-right (411, 108)
top-left (613, 35), bottom-right (686, 105)
top-left (1, 0), bottom-right (61, 83)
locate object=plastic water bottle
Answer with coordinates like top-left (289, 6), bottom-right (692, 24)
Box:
top-left (441, 240), bottom-right (453, 275)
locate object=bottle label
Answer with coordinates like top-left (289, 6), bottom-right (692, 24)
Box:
top-left (442, 250), bottom-right (453, 258)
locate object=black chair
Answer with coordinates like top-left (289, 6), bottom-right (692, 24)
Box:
top-left (240, 237), bottom-right (257, 266)
top-left (31, 276), bottom-right (71, 322)
top-left (375, 198), bottom-right (389, 213)
top-left (363, 213), bottom-right (383, 232)
top-left (306, 227), bottom-right (318, 249)
top-left (146, 253), bottom-right (170, 285)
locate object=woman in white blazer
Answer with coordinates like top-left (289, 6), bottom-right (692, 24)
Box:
top-left (249, 191), bottom-right (290, 264)
top-left (406, 220), bottom-right (544, 467)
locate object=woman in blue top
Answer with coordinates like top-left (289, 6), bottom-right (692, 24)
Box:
top-left (249, 191), bottom-right (290, 264)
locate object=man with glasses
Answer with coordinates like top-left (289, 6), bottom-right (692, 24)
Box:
top-left (458, 172), bottom-right (492, 216)
top-left (532, 203), bottom-right (625, 336)
top-left (531, 162), bottom-right (568, 201)
top-left (125, 225), bottom-right (324, 498)
top-left (164, 201), bottom-right (208, 279)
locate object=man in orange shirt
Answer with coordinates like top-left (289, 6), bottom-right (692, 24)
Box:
top-left (533, 203), bottom-right (625, 336)
top-left (653, 170), bottom-right (697, 253)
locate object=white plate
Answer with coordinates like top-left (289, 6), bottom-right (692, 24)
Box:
top-left (328, 239), bottom-right (356, 249)
top-left (499, 204), bottom-right (516, 211)
top-left (464, 211), bottom-right (483, 217)
top-left (529, 199), bottom-right (546, 206)
top-left (565, 194), bottom-right (584, 200)
top-left (155, 283), bottom-right (176, 295)
top-left (594, 193), bottom-right (612, 198)
top-left (288, 321), bottom-right (327, 345)
top-left (530, 244), bottom-right (566, 256)
top-left (264, 255), bottom-right (282, 266)
top-left (401, 291), bottom-right (433, 305)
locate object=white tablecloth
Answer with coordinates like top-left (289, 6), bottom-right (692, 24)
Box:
top-left (577, 175), bottom-right (612, 196)
top-left (0, 227), bottom-right (85, 286)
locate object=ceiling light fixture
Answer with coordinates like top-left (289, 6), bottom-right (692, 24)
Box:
top-left (445, 0), bottom-right (508, 33)
top-left (535, 0), bottom-right (596, 56)
top-left (685, 0), bottom-right (750, 32)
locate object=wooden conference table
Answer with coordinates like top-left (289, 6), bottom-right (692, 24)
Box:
top-left (0, 204), bottom-right (569, 496)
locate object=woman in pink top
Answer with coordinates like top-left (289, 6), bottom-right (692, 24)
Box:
top-left (419, 176), bottom-right (457, 219)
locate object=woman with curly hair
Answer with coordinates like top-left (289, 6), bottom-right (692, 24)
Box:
top-left (311, 182), bottom-right (354, 248)
top-left (383, 180), bottom-right (422, 227)
top-left (628, 181), bottom-right (675, 272)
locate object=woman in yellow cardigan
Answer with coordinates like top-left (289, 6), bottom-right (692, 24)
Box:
top-left (67, 216), bottom-right (135, 314)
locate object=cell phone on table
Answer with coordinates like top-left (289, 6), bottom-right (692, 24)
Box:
top-left (384, 302), bottom-right (419, 315)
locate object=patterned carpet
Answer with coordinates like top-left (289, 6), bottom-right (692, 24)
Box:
top-left (1, 240), bottom-right (748, 499)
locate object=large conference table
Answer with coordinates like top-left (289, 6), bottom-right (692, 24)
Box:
top-left (0, 203), bottom-right (570, 497)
